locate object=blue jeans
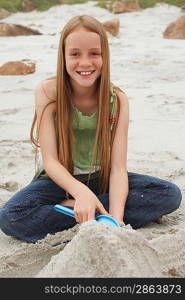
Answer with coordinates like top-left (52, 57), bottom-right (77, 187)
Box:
top-left (0, 172), bottom-right (182, 243)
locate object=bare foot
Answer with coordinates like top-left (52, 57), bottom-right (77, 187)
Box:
top-left (60, 199), bottom-right (75, 207)
top-left (153, 217), bottom-right (163, 224)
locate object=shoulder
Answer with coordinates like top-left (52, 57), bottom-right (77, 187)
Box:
top-left (111, 84), bottom-right (128, 105)
top-left (35, 78), bottom-right (56, 111)
top-left (35, 77), bottom-right (56, 100)
top-left (110, 88), bottom-right (129, 172)
top-left (114, 87), bottom-right (128, 104)
top-left (112, 87), bottom-right (129, 118)
top-left (113, 88), bottom-right (129, 129)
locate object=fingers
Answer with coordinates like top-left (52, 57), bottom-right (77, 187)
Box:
top-left (82, 212), bottom-right (88, 223)
top-left (74, 210), bottom-right (80, 223)
top-left (73, 207), bottom-right (81, 223)
top-left (87, 211), bottom-right (95, 222)
top-left (97, 202), bottom-right (109, 216)
top-left (75, 204), bottom-right (109, 223)
top-left (74, 209), bottom-right (88, 224)
top-left (74, 209), bottom-right (95, 224)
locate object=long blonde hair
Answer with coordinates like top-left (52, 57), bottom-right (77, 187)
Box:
top-left (30, 15), bottom-right (122, 195)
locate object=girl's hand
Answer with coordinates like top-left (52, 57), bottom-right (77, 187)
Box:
top-left (74, 188), bottom-right (110, 224)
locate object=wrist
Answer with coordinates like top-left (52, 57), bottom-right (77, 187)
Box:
top-left (109, 213), bottom-right (124, 222)
top-left (72, 180), bottom-right (90, 198)
top-left (109, 213), bottom-right (125, 226)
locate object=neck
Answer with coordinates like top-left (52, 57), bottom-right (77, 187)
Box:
top-left (70, 79), bottom-right (98, 101)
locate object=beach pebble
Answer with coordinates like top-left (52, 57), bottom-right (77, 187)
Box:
top-left (0, 60), bottom-right (36, 76)
top-left (0, 23), bottom-right (42, 36)
top-left (1, 181), bottom-right (19, 192)
top-left (102, 18), bottom-right (120, 36)
top-left (163, 15), bottom-right (185, 39)
top-left (0, 8), bottom-right (11, 20)
top-left (21, 0), bottom-right (37, 12)
top-left (112, 0), bottom-right (142, 14)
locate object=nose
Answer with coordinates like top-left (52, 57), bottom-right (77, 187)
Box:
top-left (79, 55), bottom-right (91, 67)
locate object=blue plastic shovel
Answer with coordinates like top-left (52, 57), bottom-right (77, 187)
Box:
top-left (54, 204), bottom-right (120, 227)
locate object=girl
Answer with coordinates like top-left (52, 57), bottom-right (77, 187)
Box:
top-left (0, 15), bottom-right (182, 243)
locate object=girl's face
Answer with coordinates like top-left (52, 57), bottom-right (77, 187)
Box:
top-left (65, 28), bottom-right (103, 90)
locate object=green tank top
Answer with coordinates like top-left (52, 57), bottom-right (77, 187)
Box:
top-left (72, 86), bottom-right (117, 174)
top-left (33, 86), bottom-right (117, 179)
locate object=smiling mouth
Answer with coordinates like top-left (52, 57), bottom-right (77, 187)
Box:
top-left (76, 70), bottom-right (95, 76)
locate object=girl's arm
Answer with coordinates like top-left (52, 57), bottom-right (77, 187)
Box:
top-left (109, 90), bottom-right (129, 222)
top-left (35, 81), bottom-right (109, 222)
top-left (35, 81), bottom-right (90, 198)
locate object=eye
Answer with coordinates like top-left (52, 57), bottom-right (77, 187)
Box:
top-left (70, 53), bottom-right (79, 56)
top-left (91, 53), bottom-right (100, 56)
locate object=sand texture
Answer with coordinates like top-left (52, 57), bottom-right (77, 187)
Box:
top-left (36, 222), bottom-right (185, 278)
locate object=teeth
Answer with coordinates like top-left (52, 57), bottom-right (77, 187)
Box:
top-left (78, 71), bottom-right (94, 75)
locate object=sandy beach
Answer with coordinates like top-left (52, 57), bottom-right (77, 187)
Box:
top-left (0, 1), bottom-right (185, 278)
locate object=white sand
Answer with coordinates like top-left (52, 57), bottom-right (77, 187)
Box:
top-left (36, 222), bottom-right (185, 278)
top-left (0, 1), bottom-right (184, 278)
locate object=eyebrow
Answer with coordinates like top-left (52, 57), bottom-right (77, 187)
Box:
top-left (68, 48), bottom-right (101, 50)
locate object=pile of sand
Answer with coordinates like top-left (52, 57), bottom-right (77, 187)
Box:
top-left (0, 218), bottom-right (184, 278)
top-left (36, 221), bottom-right (185, 278)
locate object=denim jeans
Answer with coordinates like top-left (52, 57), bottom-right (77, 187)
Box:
top-left (0, 172), bottom-right (182, 243)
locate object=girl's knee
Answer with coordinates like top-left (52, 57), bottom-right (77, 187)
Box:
top-left (166, 182), bottom-right (182, 211)
top-left (0, 207), bottom-right (40, 243)
top-left (0, 208), bottom-right (14, 237)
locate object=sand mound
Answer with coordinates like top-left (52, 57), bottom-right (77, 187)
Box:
top-left (36, 221), bottom-right (185, 278)
top-left (0, 225), bottom-right (80, 278)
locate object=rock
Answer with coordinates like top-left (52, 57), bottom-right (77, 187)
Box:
top-left (112, 0), bottom-right (142, 14)
top-left (5, 181), bottom-right (19, 192)
top-left (0, 8), bottom-right (11, 20)
top-left (0, 59), bottom-right (36, 75)
top-left (163, 15), bottom-right (185, 39)
top-left (8, 162), bottom-right (16, 168)
top-left (21, 0), bottom-right (37, 12)
top-left (102, 18), bottom-right (120, 36)
top-left (0, 181), bottom-right (19, 192)
top-left (0, 23), bottom-right (42, 36)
